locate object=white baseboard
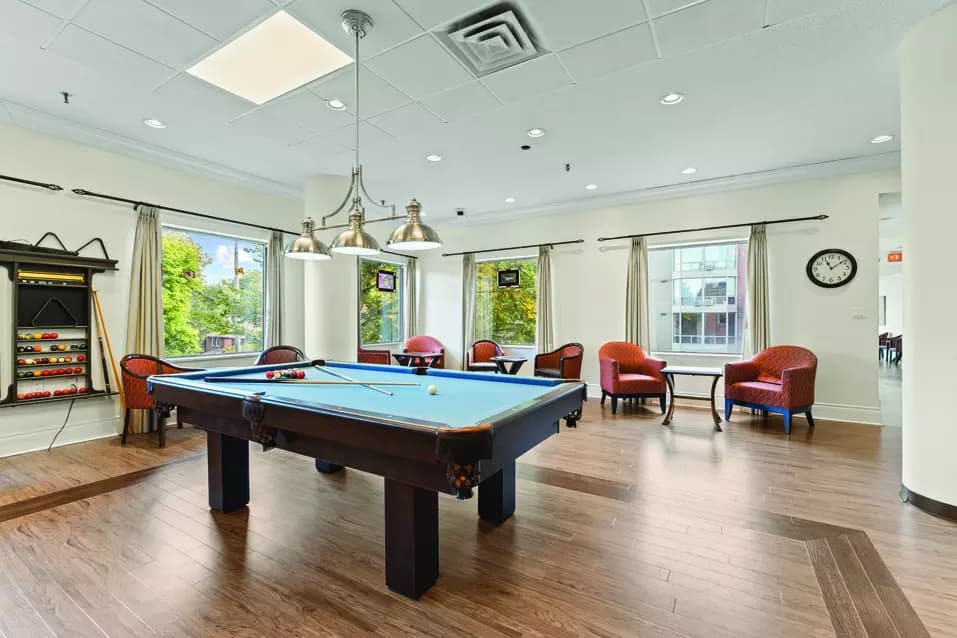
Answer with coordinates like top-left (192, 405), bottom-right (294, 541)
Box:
top-left (585, 384), bottom-right (882, 426)
top-left (0, 416), bottom-right (120, 458)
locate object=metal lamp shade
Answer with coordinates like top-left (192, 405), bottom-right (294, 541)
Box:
top-left (286, 218), bottom-right (331, 260)
top-left (387, 199), bottom-right (442, 251)
top-left (331, 210), bottom-right (380, 255)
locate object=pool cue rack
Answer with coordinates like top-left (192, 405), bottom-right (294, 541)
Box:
top-left (0, 233), bottom-right (118, 407)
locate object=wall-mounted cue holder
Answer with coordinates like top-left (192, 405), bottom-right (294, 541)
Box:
top-left (0, 232), bottom-right (118, 407)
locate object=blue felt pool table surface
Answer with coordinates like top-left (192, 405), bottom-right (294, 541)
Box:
top-left (155, 361), bottom-right (578, 428)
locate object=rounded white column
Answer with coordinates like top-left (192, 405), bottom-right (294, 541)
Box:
top-left (900, 3), bottom-right (957, 515)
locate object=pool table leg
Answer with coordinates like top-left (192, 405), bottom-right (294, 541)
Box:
top-left (478, 460), bottom-right (516, 524)
top-left (207, 431), bottom-right (249, 512)
top-left (384, 478), bottom-right (438, 599)
top-left (314, 459), bottom-right (344, 473)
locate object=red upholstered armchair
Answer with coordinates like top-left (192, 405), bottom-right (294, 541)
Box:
top-left (255, 345), bottom-right (306, 365)
top-left (598, 342), bottom-right (667, 414)
top-left (120, 354), bottom-right (200, 447)
top-left (724, 345), bottom-right (817, 435)
top-left (358, 347), bottom-right (392, 364)
top-left (404, 335), bottom-right (444, 368)
top-left (467, 340), bottom-right (504, 372)
top-left (534, 343), bottom-right (584, 379)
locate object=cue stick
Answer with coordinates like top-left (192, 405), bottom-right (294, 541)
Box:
top-left (202, 378), bottom-right (419, 386)
top-left (91, 295), bottom-right (112, 395)
top-left (313, 364), bottom-right (393, 396)
top-left (91, 289), bottom-right (123, 408)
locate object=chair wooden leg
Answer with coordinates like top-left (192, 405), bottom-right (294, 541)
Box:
top-left (121, 409), bottom-right (130, 444)
top-left (806, 410), bottom-right (815, 428)
top-left (600, 391), bottom-right (607, 406)
top-left (611, 396), bottom-right (618, 415)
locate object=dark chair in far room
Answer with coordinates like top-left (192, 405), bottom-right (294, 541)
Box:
top-left (255, 345), bottom-right (306, 365)
top-left (597, 341), bottom-right (667, 415)
top-left (466, 340), bottom-right (504, 372)
top-left (358, 347), bottom-right (392, 364)
top-left (724, 345), bottom-right (817, 435)
top-left (878, 331), bottom-right (889, 361)
top-left (404, 335), bottom-right (445, 368)
top-left (534, 343), bottom-right (584, 379)
top-left (120, 354), bottom-right (200, 447)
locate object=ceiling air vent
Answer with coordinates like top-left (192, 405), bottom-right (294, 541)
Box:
top-left (434, 3), bottom-right (546, 78)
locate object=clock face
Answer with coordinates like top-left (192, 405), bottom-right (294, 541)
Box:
top-left (806, 249), bottom-right (857, 288)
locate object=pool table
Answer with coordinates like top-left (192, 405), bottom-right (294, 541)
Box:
top-left (148, 359), bottom-right (585, 598)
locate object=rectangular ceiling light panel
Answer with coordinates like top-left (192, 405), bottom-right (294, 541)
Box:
top-left (187, 11), bottom-right (352, 105)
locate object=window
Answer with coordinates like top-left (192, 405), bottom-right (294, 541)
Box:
top-left (649, 241), bottom-right (747, 354)
top-left (475, 258), bottom-right (537, 346)
top-left (161, 227), bottom-right (266, 357)
top-left (359, 258), bottom-right (404, 345)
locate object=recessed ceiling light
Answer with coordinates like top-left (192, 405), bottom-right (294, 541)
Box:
top-left (187, 11), bottom-right (352, 105)
top-left (585, 184), bottom-right (598, 190)
top-left (425, 153), bottom-right (442, 162)
top-left (681, 167), bottom-right (697, 175)
top-left (660, 92), bottom-right (685, 105)
top-left (527, 128), bottom-right (545, 138)
top-left (327, 98), bottom-right (346, 111)
top-left (870, 134), bottom-right (895, 144)
top-left (143, 118), bottom-right (166, 129)
top-left (505, 197), bottom-right (516, 204)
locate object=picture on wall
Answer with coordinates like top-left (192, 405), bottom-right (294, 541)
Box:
top-left (497, 268), bottom-right (520, 288)
top-left (376, 269), bottom-right (396, 292)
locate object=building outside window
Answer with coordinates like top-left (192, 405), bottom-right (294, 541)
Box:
top-left (649, 241), bottom-right (748, 354)
top-left (358, 258), bottom-right (404, 346)
top-left (161, 226), bottom-right (266, 357)
top-left (475, 258), bottom-right (537, 346)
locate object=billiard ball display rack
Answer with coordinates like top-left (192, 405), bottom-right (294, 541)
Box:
top-left (0, 233), bottom-right (117, 407)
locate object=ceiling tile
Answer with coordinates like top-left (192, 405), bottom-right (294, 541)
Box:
top-left (558, 22), bottom-right (657, 82)
top-left (284, 0), bottom-right (421, 60)
top-left (0, 0), bottom-right (63, 44)
top-left (652, 0), bottom-right (766, 57)
top-left (255, 88), bottom-right (352, 133)
top-left (314, 121), bottom-right (394, 151)
top-left (519, 0), bottom-right (648, 51)
top-left (645, 0), bottom-right (708, 18)
top-left (19, 0), bottom-right (86, 18)
top-left (47, 25), bottom-right (175, 85)
top-left (390, 0), bottom-right (477, 29)
top-left (482, 53), bottom-right (571, 104)
top-left (421, 81), bottom-right (500, 122)
top-left (368, 102), bottom-right (442, 136)
top-left (153, 74), bottom-right (259, 121)
top-left (767, 0), bottom-right (838, 25)
top-left (229, 106), bottom-right (315, 145)
top-left (74, 0), bottom-right (217, 67)
top-left (366, 34), bottom-right (472, 99)
top-left (310, 65), bottom-right (410, 117)
top-left (147, 0), bottom-right (276, 40)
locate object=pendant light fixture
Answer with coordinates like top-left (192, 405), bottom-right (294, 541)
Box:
top-left (387, 199), bottom-right (441, 250)
top-left (286, 217), bottom-right (331, 260)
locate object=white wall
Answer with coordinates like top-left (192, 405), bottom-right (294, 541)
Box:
top-left (0, 123), bottom-right (305, 456)
top-left (879, 272), bottom-right (903, 335)
top-left (413, 169), bottom-right (897, 424)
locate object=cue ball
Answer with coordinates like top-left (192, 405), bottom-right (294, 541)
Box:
top-left (427, 385), bottom-right (437, 395)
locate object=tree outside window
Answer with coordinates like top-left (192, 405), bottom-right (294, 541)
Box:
top-left (359, 259), bottom-right (404, 345)
top-left (475, 258), bottom-right (537, 346)
top-left (161, 227), bottom-right (265, 357)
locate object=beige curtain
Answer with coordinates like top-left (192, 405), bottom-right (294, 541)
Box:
top-left (745, 224), bottom-right (770, 356)
top-left (536, 245), bottom-right (554, 353)
top-left (461, 254), bottom-right (476, 369)
top-left (125, 205), bottom-right (163, 434)
top-left (625, 236), bottom-right (650, 347)
top-left (265, 230), bottom-right (283, 347)
top-left (405, 257), bottom-right (417, 338)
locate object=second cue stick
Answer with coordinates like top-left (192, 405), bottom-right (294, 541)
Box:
top-left (204, 378), bottom-right (419, 386)
top-left (314, 364), bottom-right (393, 396)
top-left (92, 289), bottom-right (123, 409)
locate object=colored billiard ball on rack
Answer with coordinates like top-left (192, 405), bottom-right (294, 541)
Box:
top-left (265, 369), bottom-right (306, 380)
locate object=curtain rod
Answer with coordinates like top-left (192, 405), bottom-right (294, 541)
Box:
top-left (1, 173), bottom-right (63, 191)
top-left (597, 214), bottom-right (828, 242)
top-left (71, 188), bottom-right (415, 259)
top-left (442, 239), bottom-right (584, 257)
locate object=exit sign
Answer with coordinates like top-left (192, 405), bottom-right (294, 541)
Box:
top-left (888, 251), bottom-right (902, 262)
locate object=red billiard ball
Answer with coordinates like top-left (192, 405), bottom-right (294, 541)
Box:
top-left (74, 367), bottom-right (81, 374)
top-left (54, 390), bottom-right (62, 396)
top-left (265, 371), bottom-right (275, 379)
top-left (17, 393), bottom-right (24, 400)
top-left (17, 359), bottom-right (25, 365)
top-left (51, 332), bottom-right (58, 339)
top-left (77, 355), bottom-right (85, 362)
top-left (43, 391), bottom-right (51, 398)
top-left (79, 387), bottom-right (88, 393)
top-left (297, 370), bottom-right (306, 379)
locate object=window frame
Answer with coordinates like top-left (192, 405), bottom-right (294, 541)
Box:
top-left (160, 224), bottom-right (268, 360)
top-left (357, 256), bottom-right (406, 348)
top-left (474, 254), bottom-right (538, 348)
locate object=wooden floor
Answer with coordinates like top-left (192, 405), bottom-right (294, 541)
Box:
top-left (0, 401), bottom-right (955, 637)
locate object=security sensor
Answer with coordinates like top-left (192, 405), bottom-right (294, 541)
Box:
top-left (456, 208), bottom-right (465, 216)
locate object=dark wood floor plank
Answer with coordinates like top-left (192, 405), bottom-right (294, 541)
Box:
top-left (825, 534), bottom-right (901, 637)
top-left (806, 538), bottom-right (868, 637)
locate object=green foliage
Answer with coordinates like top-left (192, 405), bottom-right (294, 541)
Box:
top-left (359, 260), bottom-right (401, 345)
top-left (475, 259), bottom-right (536, 345)
top-left (162, 230), bottom-right (265, 356)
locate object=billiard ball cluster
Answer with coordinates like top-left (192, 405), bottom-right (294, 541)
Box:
top-left (265, 369), bottom-right (306, 379)
top-left (15, 343), bottom-right (85, 353)
top-left (17, 367), bottom-right (83, 378)
top-left (16, 355), bottom-right (83, 366)
top-left (17, 387), bottom-right (88, 401)
top-left (17, 332), bottom-right (59, 340)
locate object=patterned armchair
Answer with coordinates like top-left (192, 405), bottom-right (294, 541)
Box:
top-left (120, 354), bottom-right (200, 447)
top-left (404, 335), bottom-right (445, 368)
top-left (534, 343), bottom-right (584, 379)
top-left (598, 342), bottom-right (667, 414)
top-left (254, 345), bottom-right (306, 365)
top-left (467, 340), bottom-right (504, 372)
top-left (358, 347), bottom-right (392, 364)
top-left (724, 345), bottom-right (817, 434)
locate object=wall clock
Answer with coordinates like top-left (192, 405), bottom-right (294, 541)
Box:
top-left (806, 249), bottom-right (857, 288)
